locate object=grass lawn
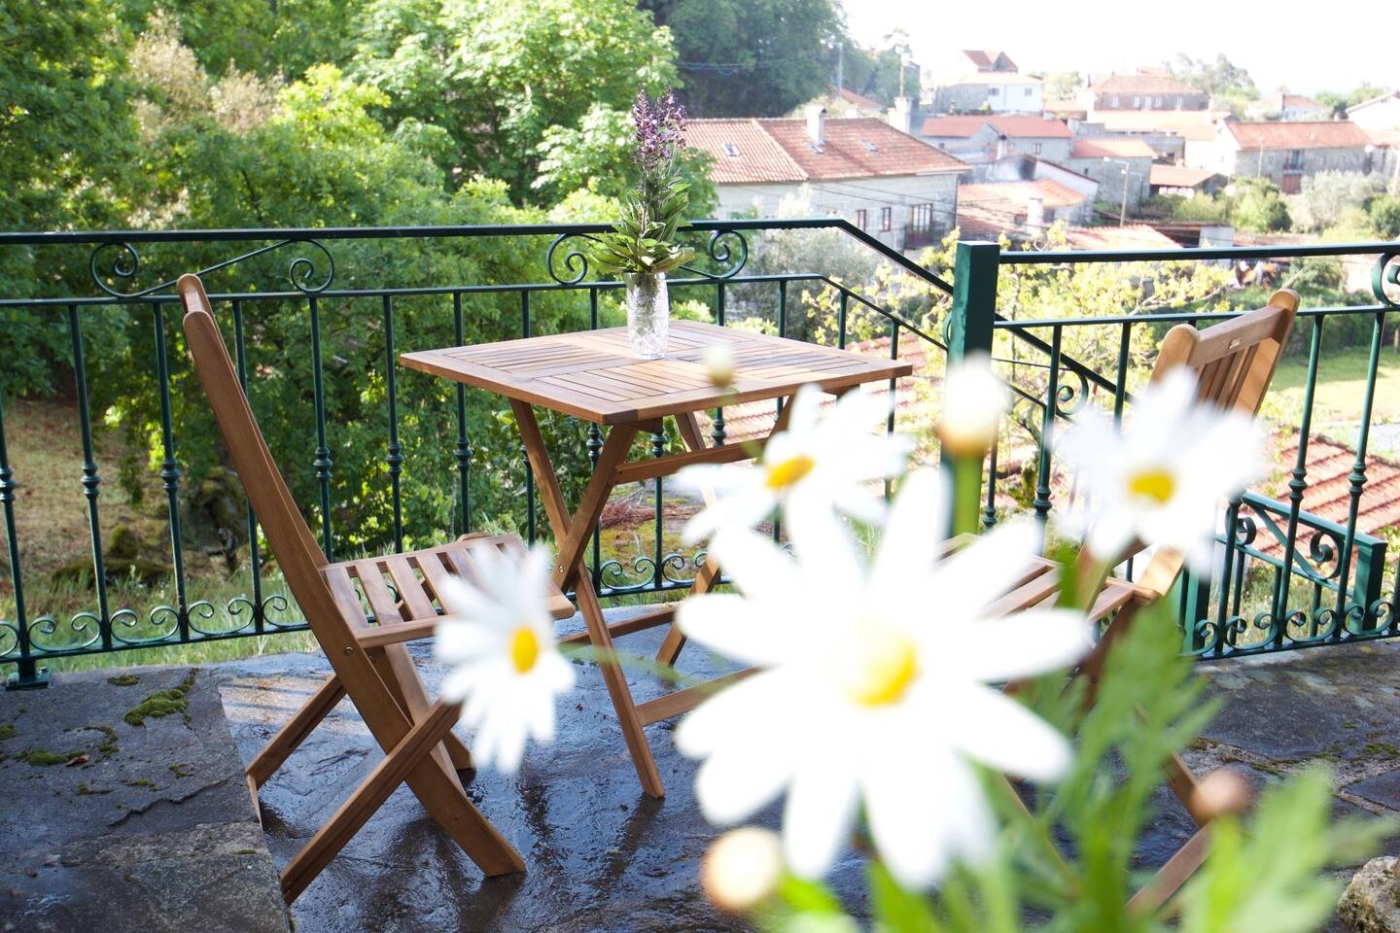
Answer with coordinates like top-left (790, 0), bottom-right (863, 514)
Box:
top-left (1270, 347), bottom-right (1400, 427)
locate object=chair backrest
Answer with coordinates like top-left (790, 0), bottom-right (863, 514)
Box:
top-left (1085, 287), bottom-right (1299, 597)
top-left (177, 274), bottom-right (346, 644)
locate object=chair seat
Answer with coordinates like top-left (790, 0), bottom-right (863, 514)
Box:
top-left (321, 534), bottom-right (575, 644)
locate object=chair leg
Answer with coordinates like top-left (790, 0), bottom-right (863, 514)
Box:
top-left (1126, 826), bottom-right (1211, 916)
top-left (280, 699), bottom-right (523, 903)
top-left (246, 673), bottom-right (347, 789)
top-left (373, 642), bottom-right (474, 776)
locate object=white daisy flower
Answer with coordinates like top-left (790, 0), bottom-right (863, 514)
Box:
top-left (939, 352), bottom-right (1010, 456)
top-left (674, 471), bottom-right (1091, 889)
top-left (1055, 368), bottom-right (1265, 570)
top-left (674, 383), bottom-right (911, 544)
top-left (432, 544), bottom-right (575, 774)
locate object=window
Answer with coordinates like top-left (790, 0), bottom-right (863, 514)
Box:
top-left (1111, 95), bottom-right (1120, 108)
top-left (906, 203), bottom-right (939, 249)
top-left (988, 86), bottom-right (1000, 97)
top-left (1024, 87), bottom-right (1034, 97)
top-left (1154, 95), bottom-right (1163, 108)
top-left (1133, 96), bottom-right (1141, 108)
top-left (856, 208), bottom-right (868, 230)
top-left (1176, 96), bottom-right (1183, 108)
top-left (879, 207), bottom-right (892, 232)
top-left (1032, 142), bottom-right (1043, 155)
top-left (721, 142), bottom-right (740, 157)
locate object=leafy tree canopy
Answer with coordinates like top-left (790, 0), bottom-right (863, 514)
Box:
top-left (643, 0), bottom-right (840, 117)
top-left (347, 0), bottom-right (679, 201)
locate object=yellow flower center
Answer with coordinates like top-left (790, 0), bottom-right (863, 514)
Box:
top-left (830, 620), bottom-right (920, 707)
top-left (765, 454), bottom-right (816, 491)
top-left (1127, 468), bottom-right (1177, 505)
top-left (510, 626), bottom-right (540, 675)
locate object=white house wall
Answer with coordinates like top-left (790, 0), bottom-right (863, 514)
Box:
top-left (714, 174), bottom-right (962, 251)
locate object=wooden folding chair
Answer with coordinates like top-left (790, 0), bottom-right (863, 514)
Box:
top-left (178, 274), bottom-right (575, 903)
top-left (990, 289), bottom-right (1299, 909)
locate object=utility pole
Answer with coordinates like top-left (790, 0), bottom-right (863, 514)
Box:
top-left (1104, 157), bottom-right (1132, 226)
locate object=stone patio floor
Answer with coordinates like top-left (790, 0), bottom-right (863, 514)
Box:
top-left (6, 607), bottom-right (1400, 932)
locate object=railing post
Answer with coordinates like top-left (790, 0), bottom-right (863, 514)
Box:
top-left (945, 241), bottom-right (1000, 537)
top-left (947, 241), bottom-right (999, 363)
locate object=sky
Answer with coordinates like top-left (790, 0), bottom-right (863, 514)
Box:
top-left (839, 0), bottom-right (1398, 97)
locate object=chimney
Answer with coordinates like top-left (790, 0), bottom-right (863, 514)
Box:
top-left (888, 96), bottom-right (914, 134)
top-left (1026, 193), bottom-right (1045, 235)
top-left (996, 133), bottom-right (1008, 161)
top-left (805, 105), bottom-right (826, 148)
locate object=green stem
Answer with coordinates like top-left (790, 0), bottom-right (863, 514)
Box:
top-left (950, 453), bottom-right (984, 538)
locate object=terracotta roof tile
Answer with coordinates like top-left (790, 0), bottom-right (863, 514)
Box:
top-left (920, 115), bottom-right (1072, 139)
top-left (956, 205), bottom-right (1014, 239)
top-left (1253, 435), bottom-right (1400, 563)
top-left (1149, 164), bottom-right (1221, 187)
top-left (686, 120), bottom-right (805, 184)
top-left (1224, 121), bottom-right (1372, 150)
top-left (1070, 138), bottom-right (1158, 159)
top-left (689, 118), bottom-right (966, 184)
top-left (958, 180), bottom-right (1088, 211)
top-left (834, 86), bottom-right (885, 111)
top-left (764, 119), bottom-right (968, 180)
top-left (1283, 94), bottom-right (1324, 110)
top-left (1061, 225), bottom-right (1180, 250)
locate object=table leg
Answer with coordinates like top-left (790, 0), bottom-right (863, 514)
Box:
top-left (656, 401), bottom-right (797, 667)
top-left (509, 401), bottom-right (665, 798)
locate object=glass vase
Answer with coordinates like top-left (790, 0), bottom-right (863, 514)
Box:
top-left (623, 271), bottom-right (669, 359)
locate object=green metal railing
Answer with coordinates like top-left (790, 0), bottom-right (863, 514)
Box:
top-left (1, 223), bottom-right (1397, 685)
top-left (0, 220), bottom-right (949, 686)
top-left (949, 239), bottom-right (1400, 657)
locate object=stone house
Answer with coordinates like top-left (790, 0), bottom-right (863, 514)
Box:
top-left (926, 49), bottom-right (1039, 115)
top-left (1190, 121), bottom-right (1373, 192)
top-left (1348, 91), bottom-right (1400, 133)
top-left (1247, 92), bottom-right (1330, 121)
top-left (1148, 165), bottom-right (1228, 198)
top-left (919, 114), bottom-right (1073, 163)
top-left (1080, 73), bottom-right (1208, 114)
top-left (1063, 138), bottom-right (1157, 209)
top-left (687, 109), bottom-right (969, 252)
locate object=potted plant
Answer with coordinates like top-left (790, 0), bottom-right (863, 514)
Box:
top-left (589, 89), bottom-right (697, 359)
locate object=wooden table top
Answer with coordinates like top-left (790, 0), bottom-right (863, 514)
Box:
top-left (401, 320), bottom-right (914, 425)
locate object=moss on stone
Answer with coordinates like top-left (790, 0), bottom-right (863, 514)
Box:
top-left (122, 778), bottom-right (157, 790)
top-left (107, 674), bottom-right (140, 687)
top-left (0, 723), bottom-right (15, 742)
top-left (124, 669), bottom-right (197, 727)
top-left (76, 782), bottom-right (112, 796)
top-left (1362, 742), bottom-right (1400, 760)
top-left (86, 724), bottom-right (119, 759)
top-left (169, 762), bottom-right (194, 779)
top-left (22, 748), bottom-right (85, 767)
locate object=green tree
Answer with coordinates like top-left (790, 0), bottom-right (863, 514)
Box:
top-left (1169, 52), bottom-right (1258, 114)
top-left (1232, 179), bottom-right (1292, 233)
top-left (643, 0), bottom-right (840, 117)
top-left (348, 0), bottom-right (678, 201)
top-left (0, 1), bottom-right (139, 236)
top-left (1369, 194), bottom-right (1400, 239)
top-left (1316, 82), bottom-right (1387, 119)
top-left (834, 38), bottom-right (917, 108)
top-left (1287, 171), bottom-right (1387, 233)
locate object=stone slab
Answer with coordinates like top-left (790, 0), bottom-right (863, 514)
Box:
top-left (1198, 642), bottom-right (1400, 763)
top-left (0, 666), bottom-right (289, 933)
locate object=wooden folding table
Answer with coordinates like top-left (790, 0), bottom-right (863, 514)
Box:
top-left (403, 319), bottom-right (912, 797)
